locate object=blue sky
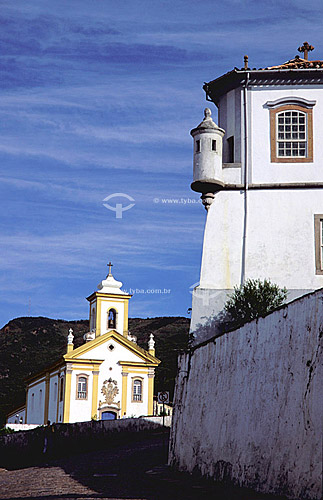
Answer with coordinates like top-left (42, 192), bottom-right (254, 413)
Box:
top-left (1, 0), bottom-right (322, 325)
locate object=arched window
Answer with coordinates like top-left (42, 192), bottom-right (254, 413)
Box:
top-left (132, 379), bottom-right (142, 402)
top-left (107, 308), bottom-right (116, 329)
top-left (267, 97), bottom-right (315, 163)
top-left (76, 375), bottom-right (88, 400)
top-left (59, 377), bottom-right (64, 402)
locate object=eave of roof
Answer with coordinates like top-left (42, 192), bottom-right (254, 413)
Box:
top-left (204, 64), bottom-right (323, 105)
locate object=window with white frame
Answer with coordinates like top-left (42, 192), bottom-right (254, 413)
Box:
top-left (277, 110), bottom-right (307, 158)
top-left (132, 379), bottom-right (142, 402)
top-left (77, 375), bottom-right (88, 400)
top-left (314, 215), bottom-right (323, 275)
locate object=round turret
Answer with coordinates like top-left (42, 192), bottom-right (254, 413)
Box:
top-left (190, 108), bottom-right (225, 195)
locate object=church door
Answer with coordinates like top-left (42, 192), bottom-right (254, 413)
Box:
top-left (102, 411), bottom-right (117, 420)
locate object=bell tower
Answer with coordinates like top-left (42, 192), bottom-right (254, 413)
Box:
top-left (86, 263), bottom-right (131, 338)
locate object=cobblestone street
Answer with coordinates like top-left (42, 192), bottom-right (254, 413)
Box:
top-left (0, 432), bottom-right (288, 500)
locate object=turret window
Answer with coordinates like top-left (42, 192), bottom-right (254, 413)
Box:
top-left (211, 140), bottom-right (217, 152)
top-left (195, 140), bottom-right (200, 153)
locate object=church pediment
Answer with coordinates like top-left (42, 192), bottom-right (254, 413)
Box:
top-left (64, 329), bottom-right (160, 366)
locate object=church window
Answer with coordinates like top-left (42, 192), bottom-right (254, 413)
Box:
top-left (90, 307), bottom-right (96, 331)
top-left (276, 110), bottom-right (307, 158)
top-left (268, 100), bottom-right (314, 163)
top-left (212, 140), bottom-right (217, 152)
top-left (59, 377), bottom-right (64, 402)
top-left (314, 215), bottom-right (323, 275)
top-left (107, 308), bottom-right (117, 329)
top-left (76, 374), bottom-right (88, 400)
top-left (195, 139), bottom-right (200, 153)
top-left (31, 393), bottom-right (34, 410)
top-left (132, 378), bottom-right (143, 402)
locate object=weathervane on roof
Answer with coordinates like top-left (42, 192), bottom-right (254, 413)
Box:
top-left (298, 42), bottom-right (314, 61)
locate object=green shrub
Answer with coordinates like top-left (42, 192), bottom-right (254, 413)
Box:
top-left (224, 278), bottom-right (287, 327)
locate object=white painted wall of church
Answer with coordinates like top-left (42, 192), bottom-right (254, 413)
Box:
top-left (69, 370), bottom-right (93, 423)
top-left (26, 379), bottom-right (46, 425)
top-left (191, 188), bottom-right (323, 338)
top-left (126, 372), bottom-right (149, 417)
top-left (48, 372), bottom-right (59, 424)
top-left (76, 338), bottom-right (149, 419)
top-left (170, 289), bottom-right (322, 499)
top-left (250, 86), bottom-right (322, 184)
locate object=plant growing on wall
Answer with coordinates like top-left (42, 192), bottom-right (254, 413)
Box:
top-left (224, 278), bottom-right (288, 327)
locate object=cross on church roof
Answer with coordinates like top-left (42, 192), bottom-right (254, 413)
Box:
top-left (298, 41), bottom-right (314, 61)
top-left (107, 261), bottom-right (113, 276)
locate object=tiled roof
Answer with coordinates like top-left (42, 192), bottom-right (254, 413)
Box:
top-left (263, 56), bottom-right (323, 70)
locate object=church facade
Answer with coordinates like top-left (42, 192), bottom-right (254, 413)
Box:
top-left (190, 43), bottom-right (323, 344)
top-left (7, 267), bottom-right (160, 425)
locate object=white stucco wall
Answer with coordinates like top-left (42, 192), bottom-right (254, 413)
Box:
top-left (48, 371), bottom-right (59, 424)
top-left (191, 188), bottom-right (323, 340)
top-left (250, 86), bottom-right (322, 185)
top-left (170, 289), bottom-right (322, 499)
top-left (26, 379), bottom-right (46, 425)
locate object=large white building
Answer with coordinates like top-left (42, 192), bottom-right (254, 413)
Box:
top-left (7, 266), bottom-right (160, 425)
top-left (190, 43), bottom-right (323, 344)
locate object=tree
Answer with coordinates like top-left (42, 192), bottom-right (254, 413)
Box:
top-left (224, 278), bottom-right (287, 327)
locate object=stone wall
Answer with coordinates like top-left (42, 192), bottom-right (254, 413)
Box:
top-left (0, 417), bottom-right (169, 468)
top-left (169, 289), bottom-right (322, 500)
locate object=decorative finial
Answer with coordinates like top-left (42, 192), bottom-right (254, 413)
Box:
top-left (148, 333), bottom-right (155, 351)
top-left (298, 42), bottom-right (314, 61)
top-left (244, 55), bottom-right (248, 70)
top-left (107, 261), bottom-right (113, 276)
top-left (204, 108), bottom-right (211, 119)
top-left (67, 328), bottom-right (74, 345)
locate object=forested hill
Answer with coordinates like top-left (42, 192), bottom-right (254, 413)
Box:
top-left (0, 316), bottom-right (190, 426)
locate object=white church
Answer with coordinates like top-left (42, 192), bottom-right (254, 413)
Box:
top-left (190, 42), bottom-right (323, 344)
top-left (7, 265), bottom-right (160, 425)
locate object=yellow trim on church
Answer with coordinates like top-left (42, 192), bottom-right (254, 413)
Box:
top-left (123, 300), bottom-right (129, 336)
top-left (121, 372), bottom-right (128, 416)
top-left (91, 370), bottom-right (99, 419)
top-left (148, 374), bottom-right (154, 416)
top-left (64, 330), bottom-right (160, 366)
top-left (96, 297), bottom-right (102, 337)
top-left (63, 367), bottom-right (72, 423)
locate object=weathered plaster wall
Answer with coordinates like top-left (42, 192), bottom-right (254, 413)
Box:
top-left (169, 289), bottom-right (322, 500)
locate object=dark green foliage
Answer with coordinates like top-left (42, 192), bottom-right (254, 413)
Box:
top-left (224, 278), bottom-right (288, 327)
top-left (0, 316), bottom-right (190, 426)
